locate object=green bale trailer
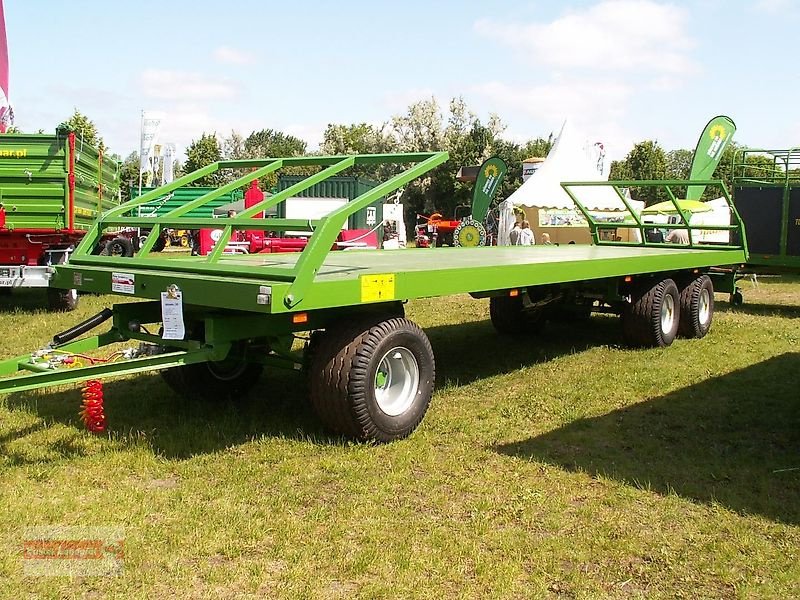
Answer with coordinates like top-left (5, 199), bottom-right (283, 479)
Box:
top-left (0, 153), bottom-right (748, 441)
top-left (0, 132), bottom-right (123, 310)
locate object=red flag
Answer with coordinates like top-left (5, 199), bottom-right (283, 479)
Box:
top-left (0, 0), bottom-right (12, 133)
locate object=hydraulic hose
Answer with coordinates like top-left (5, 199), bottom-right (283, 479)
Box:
top-left (52, 308), bottom-right (114, 347)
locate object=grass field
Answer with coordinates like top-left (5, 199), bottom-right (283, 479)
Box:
top-left (0, 275), bottom-right (798, 598)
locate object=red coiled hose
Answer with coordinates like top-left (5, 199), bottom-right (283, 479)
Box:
top-left (80, 379), bottom-right (106, 433)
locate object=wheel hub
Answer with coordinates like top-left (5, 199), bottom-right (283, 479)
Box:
top-left (374, 346), bottom-right (419, 416)
top-left (698, 288), bottom-right (711, 325)
top-left (661, 293), bottom-right (675, 333)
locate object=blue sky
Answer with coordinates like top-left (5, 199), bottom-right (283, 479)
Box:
top-left (5, 0), bottom-right (799, 161)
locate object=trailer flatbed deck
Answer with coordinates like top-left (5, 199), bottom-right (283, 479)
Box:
top-left (58, 244), bottom-right (747, 314)
top-left (0, 153), bottom-right (751, 442)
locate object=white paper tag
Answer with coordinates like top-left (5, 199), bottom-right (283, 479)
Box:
top-left (160, 290), bottom-right (185, 340)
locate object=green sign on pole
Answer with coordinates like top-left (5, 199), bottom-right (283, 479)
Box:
top-left (471, 156), bottom-right (508, 223)
top-left (686, 115), bottom-right (736, 200)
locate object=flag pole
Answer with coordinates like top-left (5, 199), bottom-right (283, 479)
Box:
top-left (137, 109), bottom-right (144, 199)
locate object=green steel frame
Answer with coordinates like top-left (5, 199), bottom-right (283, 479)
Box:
top-left (731, 148), bottom-right (800, 270)
top-left (561, 179), bottom-right (748, 251)
top-left (0, 156), bottom-right (749, 397)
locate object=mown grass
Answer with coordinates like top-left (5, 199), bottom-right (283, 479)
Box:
top-left (0, 276), bottom-right (798, 598)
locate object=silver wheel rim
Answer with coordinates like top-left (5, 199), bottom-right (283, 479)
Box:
top-left (69, 289), bottom-right (78, 301)
top-left (661, 293), bottom-right (676, 334)
top-left (374, 346), bottom-right (419, 417)
top-left (698, 288), bottom-right (711, 325)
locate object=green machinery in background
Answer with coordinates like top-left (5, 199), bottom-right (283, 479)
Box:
top-left (130, 185), bottom-right (245, 249)
top-left (0, 152), bottom-right (748, 442)
top-left (731, 148), bottom-right (800, 272)
top-left (0, 132), bottom-right (121, 310)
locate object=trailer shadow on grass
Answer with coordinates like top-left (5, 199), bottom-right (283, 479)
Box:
top-left (1, 315), bottom-right (624, 461)
top-left (717, 300), bottom-right (800, 320)
top-left (427, 314), bottom-right (623, 388)
top-left (494, 352), bottom-right (800, 525)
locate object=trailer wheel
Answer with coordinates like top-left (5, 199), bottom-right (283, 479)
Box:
top-left (100, 237), bottom-right (134, 257)
top-left (730, 288), bottom-right (744, 307)
top-left (45, 251), bottom-right (79, 312)
top-left (310, 317), bottom-right (434, 442)
top-left (47, 287), bottom-right (79, 312)
top-left (159, 344), bottom-right (264, 401)
top-left (622, 278), bottom-right (680, 348)
top-left (489, 294), bottom-right (545, 335)
top-left (678, 275), bottom-right (714, 338)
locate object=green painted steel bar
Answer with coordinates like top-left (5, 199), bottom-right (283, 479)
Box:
top-left (207, 225), bottom-right (234, 263)
top-left (74, 162), bottom-right (220, 256)
top-left (105, 163), bottom-right (219, 220)
top-left (560, 184), bottom-right (601, 245)
top-left (562, 179), bottom-right (746, 252)
top-left (164, 160), bottom-right (283, 219)
top-left (664, 185), bottom-right (693, 246)
top-left (62, 254), bottom-right (301, 281)
top-left (0, 348), bottom-right (215, 395)
top-left (97, 217), bottom-right (319, 229)
top-left (284, 151), bottom-right (449, 307)
top-left (238, 157), bottom-right (356, 219)
top-left (219, 152), bottom-right (438, 169)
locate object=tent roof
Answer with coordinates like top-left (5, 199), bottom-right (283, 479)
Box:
top-left (507, 121), bottom-right (626, 211)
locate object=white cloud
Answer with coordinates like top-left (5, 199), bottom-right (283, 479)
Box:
top-left (754, 0), bottom-right (792, 14)
top-left (474, 0), bottom-right (697, 77)
top-left (380, 88), bottom-right (437, 114)
top-left (139, 69), bottom-right (237, 101)
top-left (213, 46), bottom-right (256, 65)
top-left (474, 79), bottom-right (631, 124)
top-left (473, 79), bottom-right (637, 160)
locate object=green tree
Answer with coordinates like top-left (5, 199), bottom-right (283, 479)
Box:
top-left (244, 128), bottom-right (306, 159)
top-left (321, 122), bottom-right (398, 180)
top-left (184, 133), bottom-right (224, 187)
top-left (56, 108), bottom-right (102, 148)
top-left (614, 140), bottom-right (667, 205)
top-left (119, 151), bottom-right (140, 202)
top-left (666, 148), bottom-right (692, 180)
top-left (244, 128), bottom-right (309, 189)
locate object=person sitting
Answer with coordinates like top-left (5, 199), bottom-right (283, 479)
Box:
top-left (666, 228), bottom-right (690, 244)
top-left (540, 232), bottom-right (552, 245)
top-left (518, 220), bottom-right (535, 245)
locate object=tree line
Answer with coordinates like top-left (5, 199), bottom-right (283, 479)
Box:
top-left (56, 103), bottom-right (781, 216)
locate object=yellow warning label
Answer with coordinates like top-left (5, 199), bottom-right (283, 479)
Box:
top-left (360, 274), bottom-right (395, 302)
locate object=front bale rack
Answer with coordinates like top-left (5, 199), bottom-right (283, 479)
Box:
top-left (0, 154), bottom-right (749, 442)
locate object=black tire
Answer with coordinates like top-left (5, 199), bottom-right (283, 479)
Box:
top-left (678, 275), bottom-right (714, 338)
top-left (153, 236), bottom-right (167, 252)
top-left (730, 289), bottom-right (744, 306)
top-left (100, 237), bottom-right (135, 257)
top-left (159, 343), bottom-right (264, 401)
top-left (310, 316), bottom-right (435, 442)
top-left (44, 251), bottom-right (79, 312)
top-left (47, 287), bottom-right (79, 312)
top-left (621, 278), bottom-right (680, 348)
top-left (489, 294), bottom-right (545, 335)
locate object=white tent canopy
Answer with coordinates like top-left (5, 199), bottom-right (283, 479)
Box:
top-left (507, 120), bottom-right (628, 211)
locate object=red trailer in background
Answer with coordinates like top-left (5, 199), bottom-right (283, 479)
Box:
top-left (197, 180), bottom-right (379, 256)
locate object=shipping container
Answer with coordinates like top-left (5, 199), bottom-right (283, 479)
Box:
top-left (276, 176), bottom-right (385, 232)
